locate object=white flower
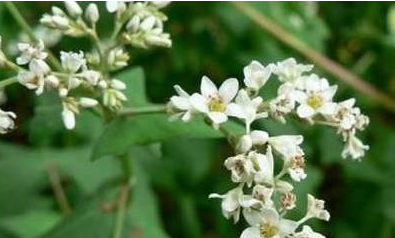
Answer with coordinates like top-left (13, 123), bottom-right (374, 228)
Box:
top-left (285, 155), bottom-right (307, 182)
top-left (294, 226), bottom-right (325, 238)
top-left (0, 109), bottom-right (16, 134)
top-left (250, 146), bottom-right (274, 185)
top-left (190, 76), bottom-right (239, 124)
top-left (169, 85), bottom-right (195, 122)
top-left (240, 208), bottom-right (298, 238)
top-left (209, 186), bottom-right (244, 223)
top-left (280, 192), bottom-right (297, 210)
top-left (85, 3), bottom-right (100, 24)
top-left (16, 40), bottom-right (47, 65)
top-left (243, 61), bottom-right (271, 92)
top-left (268, 135), bottom-right (304, 159)
top-left (65, 1), bottom-right (82, 18)
top-left (106, 1), bottom-right (126, 13)
top-left (306, 194), bottom-right (330, 221)
top-left (18, 59), bottom-right (50, 95)
top-left (295, 75), bottom-right (337, 119)
top-left (226, 89), bottom-right (267, 132)
top-left (241, 185), bottom-right (275, 225)
top-left (81, 70), bottom-right (101, 86)
top-left (60, 51), bottom-right (86, 73)
top-left (224, 154), bottom-right (255, 186)
top-left (271, 58), bottom-right (313, 84)
top-left (269, 83), bottom-right (297, 122)
top-left (341, 134), bottom-right (369, 160)
top-left (40, 8), bottom-right (70, 30)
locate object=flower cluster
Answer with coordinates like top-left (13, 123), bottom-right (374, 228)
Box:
top-left (0, 1), bottom-right (172, 133)
top-left (168, 58), bottom-right (369, 238)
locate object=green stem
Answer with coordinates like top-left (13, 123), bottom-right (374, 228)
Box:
top-left (112, 184), bottom-right (130, 238)
top-left (0, 77), bottom-right (18, 88)
top-left (112, 154), bottom-right (132, 238)
top-left (4, 1), bottom-right (62, 70)
top-left (118, 105), bottom-right (167, 116)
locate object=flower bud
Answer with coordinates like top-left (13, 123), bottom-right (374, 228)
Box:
top-left (62, 106), bottom-right (75, 130)
top-left (79, 97), bottom-right (98, 108)
top-left (52, 15), bottom-right (70, 29)
top-left (236, 135), bottom-right (253, 153)
top-left (59, 88), bottom-right (69, 97)
top-left (250, 130), bottom-right (269, 145)
top-left (65, 1), bottom-right (82, 18)
top-left (98, 80), bottom-right (108, 89)
top-left (85, 3), bottom-right (99, 24)
top-left (275, 180), bottom-right (294, 193)
top-left (126, 16), bottom-right (140, 33)
top-left (111, 79), bottom-right (126, 90)
top-left (45, 75), bottom-right (60, 88)
top-left (140, 16), bottom-right (156, 31)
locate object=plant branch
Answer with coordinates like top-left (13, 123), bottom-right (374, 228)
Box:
top-left (118, 104), bottom-right (167, 116)
top-left (46, 163), bottom-right (72, 216)
top-left (0, 77), bottom-right (18, 88)
top-left (231, 1), bottom-right (395, 114)
top-left (5, 1), bottom-right (62, 70)
top-left (112, 154), bottom-right (132, 238)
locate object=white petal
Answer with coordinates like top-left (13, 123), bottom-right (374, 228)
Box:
top-left (279, 219), bottom-right (298, 235)
top-left (174, 85), bottom-right (189, 97)
top-left (62, 108), bottom-right (75, 130)
top-left (242, 209), bottom-right (263, 227)
top-left (190, 93), bottom-right (208, 113)
top-left (219, 78), bottom-right (239, 103)
top-left (240, 227), bottom-right (261, 238)
top-left (208, 112), bottom-right (228, 124)
top-left (226, 103), bottom-right (244, 119)
top-left (318, 102), bottom-right (337, 115)
top-left (297, 104), bottom-right (315, 118)
top-left (170, 96), bottom-right (190, 110)
top-left (261, 208), bottom-right (279, 224)
top-left (200, 76), bottom-right (217, 97)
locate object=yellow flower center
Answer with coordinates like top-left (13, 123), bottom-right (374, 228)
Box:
top-left (306, 94), bottom-right (323, 109)
top-left (208, 96), bottom-right (226, 112)
top-left (260, 222), bottom-right (278, 238)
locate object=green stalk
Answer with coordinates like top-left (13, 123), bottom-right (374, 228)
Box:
top-left (4, 1), bottom-right (62, 70)
top-left (118, 105), bottom-right (167, 116)
top-left (0, 77), bottom-right (18, 88)
top-left (111, 154), bottom-right (132, 238)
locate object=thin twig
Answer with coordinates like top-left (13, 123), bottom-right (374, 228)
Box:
top-left (118, 105), bottom-right (167, 116)
top-left (46, 163), bottom-right (72, 216)
top-left (4, 1), bottom-right (62, 70)
top-left (0, 77), bottom-right (18, 88)
top-left (231, 2), bottom-right (395, 114)
top-left (112, 184), bottom-right (130, 238)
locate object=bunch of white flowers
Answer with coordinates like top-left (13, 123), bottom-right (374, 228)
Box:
top-left (0, 1), bottom-right (172, 133)
top-left (168, 58), bottom-right (369, 238)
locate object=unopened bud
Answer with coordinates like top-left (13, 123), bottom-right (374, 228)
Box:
top-left (85, 3), bottom-right (99, 24)
top-left (236, 135), bottom-right (253, 153)
top-left (65, 1), bottom-right (82, 18)
top-left (79, 97), bottom-right (98, 108)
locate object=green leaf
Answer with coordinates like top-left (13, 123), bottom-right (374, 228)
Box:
top-left (92, 113), bottom-right (243, 160)
top-left (117, 66), bottom-right (151, 107)
top-left (0, 210), bottom-right (61, 238)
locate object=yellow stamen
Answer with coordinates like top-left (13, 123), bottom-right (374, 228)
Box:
top-left (307, 95), bottom-right (323, 109)
top-left (260, 222), bottom-right (278, 238)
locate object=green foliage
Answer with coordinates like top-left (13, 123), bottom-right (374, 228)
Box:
top-left (1, 2), bottom-right (395, 238)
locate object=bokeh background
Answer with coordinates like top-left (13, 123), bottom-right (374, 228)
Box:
top-left (1, 2), bottom-right (395, 238)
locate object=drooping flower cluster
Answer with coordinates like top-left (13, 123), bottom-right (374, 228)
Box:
top-left (168, 58), bottom-right (370, 238)
top-left (0, 1), bottom-right (172, 133)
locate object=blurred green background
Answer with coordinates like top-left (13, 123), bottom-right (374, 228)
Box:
top-left (1, 2), bottom-right (395, 238)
